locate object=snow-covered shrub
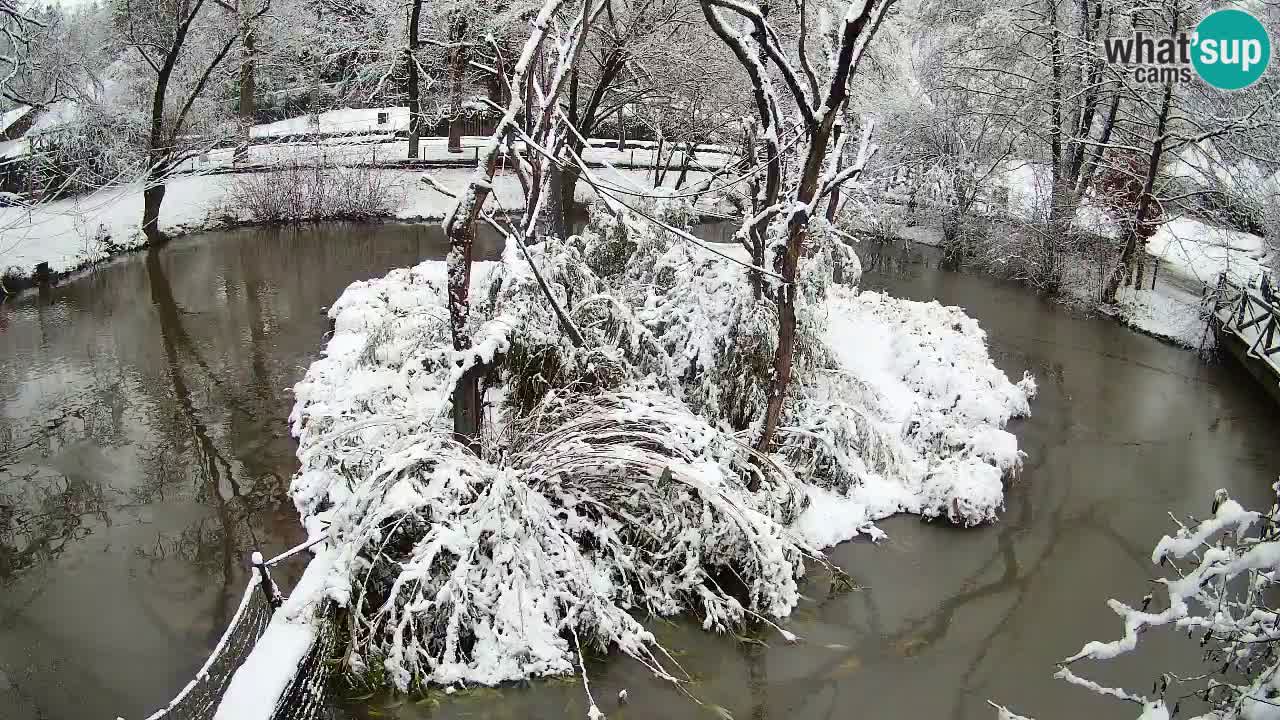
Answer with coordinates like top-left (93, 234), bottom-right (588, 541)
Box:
top-left (293, 280), bottom-right (821, 692)
top-left (997, 485), bottom-right (1280, 720)
top-left (481, 235), bottom-right (679, 416)
top-left (289, 194), bottom-right (1037, 699)
top-left (23, 103), bottom-right (146, 198)
top-left (789, 289), bottom-right (1034, 524)
top-left (223, 159), bottom-right (406, 224)
top-left (840, 194), bottom-right (907, 241)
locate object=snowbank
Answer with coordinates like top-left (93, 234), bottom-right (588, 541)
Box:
top-left (793, 288), bottom-right (1035, 543)
top-left (1146, 217), bottom-right (1271, 288)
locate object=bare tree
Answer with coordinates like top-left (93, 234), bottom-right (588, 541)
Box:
top-left (439, 0), bottom-right (604, 450)
top-left (700, 0), bottom-right (894, 457)
top-left (116, 0), bottom-right (270, 244)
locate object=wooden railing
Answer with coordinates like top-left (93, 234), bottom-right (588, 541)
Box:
top-left (1213, 275), bottom-right (1280, 379)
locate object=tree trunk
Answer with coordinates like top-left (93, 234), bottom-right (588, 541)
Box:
top-left (406, 0), bottom-right (423, 159)
top-left (652, 135), bottom-right (665, 186)
top-left (447, 201), bottom-right (482, 450)
top-left (674, 143), bottom-right (693, 189)
top-left (235, 24), bottom-right (255, 164)
top-left (560, 161), bottom-right (580, 228)
top-left (1077, 92), bottom-right (1121, 197)
top-left (755, 109), bottom-right (842, 458)
top-left (825, 124), bottom-right (844, 221)
top-left (1104, 79), bottom-right (1173, 303)
top-left (1043, 0), bottom-right (1066, 291)
top-left (536, 160), bottom-right (568, 239)
top-left (941, 204), bottom-right (964, 269)
top-left (447, 15), bottom-right (468, 154)
top-left (143, 181), bottom-right (167, 245)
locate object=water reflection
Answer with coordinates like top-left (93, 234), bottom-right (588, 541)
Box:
top-left (0, 222), bottom-right (466, 719)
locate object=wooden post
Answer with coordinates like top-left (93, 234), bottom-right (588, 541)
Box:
top-left (251, 551), bottom-right (283, 609)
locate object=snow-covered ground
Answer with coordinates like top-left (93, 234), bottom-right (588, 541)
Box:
top-left (1111, 218), bottom-right (1271, 348)
top-left (1147, 217), bottom-right (1270, 288)
top-left (0, 159), bottom-right (719, 280)
top-left (884, 214), bottom-right (1271, 348)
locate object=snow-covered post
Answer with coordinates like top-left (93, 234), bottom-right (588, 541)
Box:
top-left (250, 551), bottom-right (282, 608)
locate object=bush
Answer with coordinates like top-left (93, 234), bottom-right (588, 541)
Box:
top-left (223, 160), bottom-right (405, 224)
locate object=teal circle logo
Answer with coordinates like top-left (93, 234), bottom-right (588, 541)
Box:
top-left (1192, 9), bottom-right (1271, 90)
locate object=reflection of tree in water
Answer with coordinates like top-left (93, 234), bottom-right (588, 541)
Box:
top-left (854, 238), bottom-right (929, 280)
top-left (0, 367), bottom-right (123, 582)
top-left (130, 248), bottom-right (288, 630)
top-left (0, 465), bottom-right (109, 581)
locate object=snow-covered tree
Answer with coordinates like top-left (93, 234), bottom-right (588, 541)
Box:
top-left (998, 484), bottom-right (1280, 720)
top-left (113, 0), bottom-right (270, 243)
top-left (697, 0), bottom-right (895, 456)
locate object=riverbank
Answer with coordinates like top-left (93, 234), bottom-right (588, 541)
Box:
top-left (0, 159), bottom-right (725, 293)
top-left (894, 218), bottom-right (1272, 350)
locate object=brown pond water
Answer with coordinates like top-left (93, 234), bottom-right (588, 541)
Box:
top-left (1, 225), bottom-right (1278, 720)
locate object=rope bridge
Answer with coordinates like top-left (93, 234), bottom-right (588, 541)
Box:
top-left (121, 535), bottom-right (338, 720)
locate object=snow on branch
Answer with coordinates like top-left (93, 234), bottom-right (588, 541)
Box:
top-left (1009, 485), bottom-right (1280, 720)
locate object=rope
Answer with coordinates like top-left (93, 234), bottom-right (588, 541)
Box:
top-left (263, 532), bottom-right (330, 567)
top-left (132, 570), bottom-right (274, 720)
top-left (140, 571), bottom-right (264, 720)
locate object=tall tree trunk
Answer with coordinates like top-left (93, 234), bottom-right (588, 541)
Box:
top-left (1104, 79), bottom-right (1173, 303)
top-left (235, 22), bottom-right (255, 164)
top-left (1043, 0), bottom-right (1066, 290)
top-left (145, 69), bottom-right (172, 245)
top-left (825, 124), bottom-right (844, 221)
top-left (447, 15), bottom-right (468, 154)
top-left (536, 161), bottom-right (568, 239)
top-left (1077, 91), bottom-right (1121, 197)
top-left (406, 0), bottom-right (423, 158)
top-left (675, 143), bottom-right (694, 189)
